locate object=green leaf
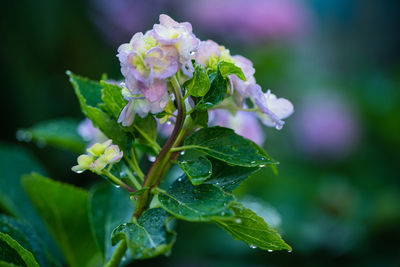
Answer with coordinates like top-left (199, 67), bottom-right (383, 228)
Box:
top-left (18, 118), bottom-right (86, 153)
top-left (67, 71), bottom-right (131, 149)
top-left (133, 115), bottom-right (157, 143)
top-left (0, 233), bottom-right (39, 267)
top-left (0, 143), bottom-right (61, 260)
top-left (88, 183), bottom-right (134, 263)
top-left (214, 202), bottom-right (292, 251)
top-left (218, 61), bottom-right (246, 81)
top-left (196, 70), bottom-right (227, 110)
top-left (158, 175), bottom-right (235, 222)
top-left (184, 64), bottom-right (211, 97)
top-left (111, 208), bottom-right (176, 259)
top-left (184, 126), bottom-right (275, 167)
top-left (0, 215), bottom-right (59, 267)
top-left (67, 71), bottom-right (102, 107)
top-left (190, 109), bottom-right (209, 128)
top-left (204, 158), bottom-right (260, 192)
top-left (22, 173), bottom-right (101, 267)
top-left (178, 156), bottom-right (212, 186)
top-left (101, 81), bottom-right (128, 120)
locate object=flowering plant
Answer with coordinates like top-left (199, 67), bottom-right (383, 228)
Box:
top-left (3, 14), bottom-right (293, 267)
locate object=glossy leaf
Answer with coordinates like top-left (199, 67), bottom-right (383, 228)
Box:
top-left (0, 233), bottom-right (39, 267)
top-left (0, 215), bottom-right (58, 267)
top-left (190, 109), bottom-right (209, 128)
top-left (214, 202), bottom-right (292, 251)
top-left (184, 126), bottom-right (275, 167)
top-left (18, 118), bottom-right (86, 153)
top-left (178, 156), bottom-right (212, 185)
top-left (111, 208), bottom-right (176, 259)
top-left (218, 61), bottom-right (246, 81)
top-left (67, 71), bottom-right (130, 149)
top-left (133, 115), bottom-right (158, 143)
top-left (22, 173), bottom-right (101, 267)
top-left (88, 183), bottom-right (134, 263)
top-left (101, 81), bottom-right (128, 120)
top-left (158, 175), bottom-right (235, 222)
top-left (204, 158), bottom-right (260, 192)
top-left (184, 64), bottom-right (211, 97)
top-left (0, 143), bottom-right (61, 259)
top-left (196, 70), bottom-right (227, 110)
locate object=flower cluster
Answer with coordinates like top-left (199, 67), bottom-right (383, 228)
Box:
top-left (117, 14), bottom-right (293, 132)
top-left (117, 14), bottom-right (199, 126)
top-left (72, 140), bottom-right (123, 174)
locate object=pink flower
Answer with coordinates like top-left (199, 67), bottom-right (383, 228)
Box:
top-left (117, 30), bottom-right (179, 102)
top-left (153, 14), bottom-right (200, 77)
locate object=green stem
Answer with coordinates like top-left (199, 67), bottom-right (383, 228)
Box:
top-left (133, 125), bottom-right (162, 153)
top-left (105, 76), bottom-right (192, 266)
top-left (124, 155), bottom-right (144, 183)
top-left (102, 169), bottom-right (136, 192)
top-left (133, 76), bottom-right (186, 218)
top-left (104, 240), bottom-right (127, 267)
top-left (123, 167), bottom-right (142, 190)
top-left (130, 147), bottom-right (145, 181)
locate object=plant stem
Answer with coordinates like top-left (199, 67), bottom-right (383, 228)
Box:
top-left (104, 240), bottom-right (127, 267)
top-left (133, 76), bottom-right (186, 218)
top-left (106, 76), bottom-right (187, 266)
top-left (130, 147), bottom-right (145, 181)
top-left (133, 125), bottom-right (162, 153)
top-left (102, 169), bottom-right (136, 192)
top-left (123, 167), bottom-right (142, 190)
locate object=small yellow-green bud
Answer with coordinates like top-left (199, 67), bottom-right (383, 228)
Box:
top-left (71, 154), bottom-right (95, 173)
top-left (87, 140), bottom-right (112, 156)
top-left (104, 145), bottom-right (123, 164)
top-left (90, 156), bottom-right (108, 173)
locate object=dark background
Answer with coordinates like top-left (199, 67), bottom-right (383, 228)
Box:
top-left (1, 0), bottom-right (400, 266)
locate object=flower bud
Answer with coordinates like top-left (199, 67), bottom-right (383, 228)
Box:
top-left (71, 154), bottom-right (95, 173)
top-left (87, 140), bottom-right (112, 156)
top-left (104, 145), bottom-right (123, 164)
top-left (90, 156), bottom-right (108, 173)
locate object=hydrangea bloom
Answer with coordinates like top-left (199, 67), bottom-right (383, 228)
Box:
top-left (194, 39), bottom-right (293, 129)
top-left (195, 40), bottom-right (233, 69)
top-left (153, 14), bottom-right (200, 77)
top-left (250, 87), bottom-right (294, 129)
top-left (116, 14), bottom-right (293, 131)
top-left (118, 31), bottom-right (178, 102)
top-left (118, 86), bottom-right (169, 127)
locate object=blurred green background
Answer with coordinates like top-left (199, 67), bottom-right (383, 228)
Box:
top-left (1, 0), bottom-right (399, 266)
